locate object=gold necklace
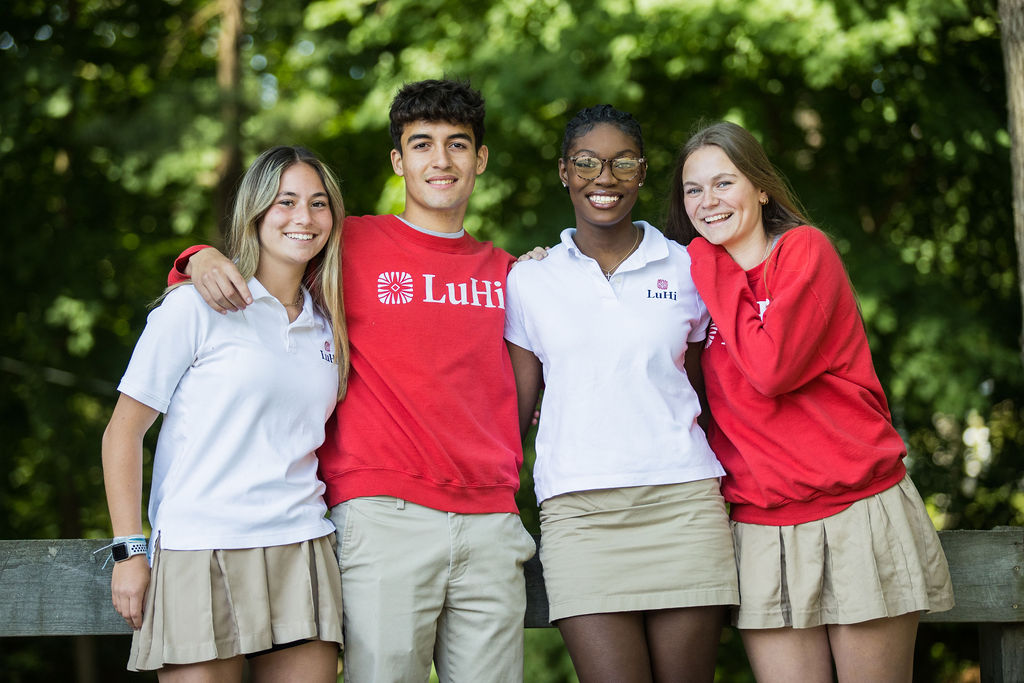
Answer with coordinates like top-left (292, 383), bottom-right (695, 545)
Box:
top-left (603, 226), bottom-right (641, 279)
top-left (285, 289), bottom-right (303, 309)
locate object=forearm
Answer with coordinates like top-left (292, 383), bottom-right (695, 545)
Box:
top-left (101, 432), bottom-right (145, 536)
top-left (101, 395), bottom-right (157, 536)
top-left (507, 342), bottom-right (543, 439)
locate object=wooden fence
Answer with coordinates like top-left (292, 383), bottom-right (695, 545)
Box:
top-left (1, 528), bottom-right (1022, 681)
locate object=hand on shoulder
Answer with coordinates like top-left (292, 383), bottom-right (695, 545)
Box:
top-left (515, 246), bottom-right (550, 264)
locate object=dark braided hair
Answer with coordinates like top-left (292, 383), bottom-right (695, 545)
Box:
top-left (561, 105), bottom-right (644, 159)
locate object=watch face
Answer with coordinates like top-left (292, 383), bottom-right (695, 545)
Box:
top-left (111, 543), bottom-right (129, 562)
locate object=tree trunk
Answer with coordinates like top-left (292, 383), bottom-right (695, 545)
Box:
top-left (999, 0), bottom-right (1024, 364)
top-left (213, 0), bottom-right (243, 244)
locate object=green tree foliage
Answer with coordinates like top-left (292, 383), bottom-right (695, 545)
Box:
top-left (1, 0), bottom-right (1019, 680)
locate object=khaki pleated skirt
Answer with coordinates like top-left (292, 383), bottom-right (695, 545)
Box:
top-left (128, 534), bottom-right (343, 671)
top-left (539, 479), bottom-right (739, 622)
top-left (732, 473), bottom-right (955, 629)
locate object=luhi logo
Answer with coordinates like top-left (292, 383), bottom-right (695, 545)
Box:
top-left (378, 272), bottom-right (415, 304)
top-left (321, 341), bottom-right (335, 363)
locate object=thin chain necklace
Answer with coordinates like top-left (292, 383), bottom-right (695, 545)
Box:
top-left (285, 289), bottom-right (303, 309)
top-left (602, 225), bottom-right (641, 279)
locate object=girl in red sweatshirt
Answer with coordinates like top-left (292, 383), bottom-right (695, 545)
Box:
top-left (665, 121), bottom-right (953, 683)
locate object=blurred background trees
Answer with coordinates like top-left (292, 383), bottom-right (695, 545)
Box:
top-left (1, 0), bottom-right (1020, 680)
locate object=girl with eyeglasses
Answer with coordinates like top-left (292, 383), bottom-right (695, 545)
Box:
top-left (101, 146), bottom-right (349, 681)
top-left (505, 105), bottom-right (737, 682)
top-left (665, 121), bottom-right (953, 683)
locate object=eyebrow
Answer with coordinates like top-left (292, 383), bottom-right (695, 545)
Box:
top-left (571, 149), bottom-right (640, 157)
top-left (406, 132), bottom-right (474, 144)
top-left (683, 172), bottom-right (737, 185)
top-left (275, 190), bottom-right (328, 198)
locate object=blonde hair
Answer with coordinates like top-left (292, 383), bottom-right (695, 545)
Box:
top-left (227, 145), bottom-right (350, 398)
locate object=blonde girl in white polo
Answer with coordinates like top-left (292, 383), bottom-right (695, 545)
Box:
top-left (505, 106), bottom-right (737, 683)
top-left (101, 146), bottom-right (349, 681)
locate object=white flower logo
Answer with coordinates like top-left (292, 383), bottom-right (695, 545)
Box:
top-left (377, 271), bottom-right (414, 304)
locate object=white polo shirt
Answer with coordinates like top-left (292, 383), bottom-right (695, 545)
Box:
top-left (118, 279), bottom-right (338, 550)
top-left (505, 222), bottom-right (725, 504)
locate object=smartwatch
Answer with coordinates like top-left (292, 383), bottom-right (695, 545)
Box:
top-left (111, 536), bottom-right (148, 562)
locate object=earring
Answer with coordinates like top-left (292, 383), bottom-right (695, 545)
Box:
top-left (639, 182), bottom-right (644, 187)
top-left (562, 182), bottom-right (567, 188)
top-left (759, 196), bottom-right (768, 205)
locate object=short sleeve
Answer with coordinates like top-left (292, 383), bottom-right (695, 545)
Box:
top-left (117, 286), bottom-right (207, 413)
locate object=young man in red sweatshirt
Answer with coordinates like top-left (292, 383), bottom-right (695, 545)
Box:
top-left (168, 79), bottom-right (536, 683)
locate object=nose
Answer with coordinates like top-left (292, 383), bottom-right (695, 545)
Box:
top-left (292, 203), bottom-right (312, 225)
top-left (431, 146), bottom-right (453, 169)
top-left (700, 188), bottom-right (719, 208)
top-left (594, 159), bottom-right (616, 185)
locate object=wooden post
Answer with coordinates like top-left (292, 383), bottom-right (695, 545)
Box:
top-left (999, 0), bottom-right (1024, 363)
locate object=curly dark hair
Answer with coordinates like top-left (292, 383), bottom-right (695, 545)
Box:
top-left (560, 104), bottom-right (644, 159)
top-left (389, 78), bottom-right (486, 152)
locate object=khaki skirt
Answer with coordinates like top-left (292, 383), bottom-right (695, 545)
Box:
top-left (128, 533), bottom-right (343, 671)
top-left (732, 473), bottom-right (955, 629)
top-left (539, 479), bottom-right (739, 622)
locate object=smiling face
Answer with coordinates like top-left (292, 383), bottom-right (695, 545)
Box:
top-left (256, 162), bottom-right (333, 277)
top-left (390, 119), bottom-right (488, 233)
top-left (559, 122), bottom-right (645, 235)
top-left (681, 144), bottom-right (769, 267)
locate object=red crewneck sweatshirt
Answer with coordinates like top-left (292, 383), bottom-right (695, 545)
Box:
top-left (688, 226), bottom-right (905, 525)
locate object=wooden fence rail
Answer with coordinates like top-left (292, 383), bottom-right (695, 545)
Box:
top-left (2, 528), bottom-right (1022, 681)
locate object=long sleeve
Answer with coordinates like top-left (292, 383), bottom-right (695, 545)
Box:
top-left (688, 228), bottom-right (849, 397)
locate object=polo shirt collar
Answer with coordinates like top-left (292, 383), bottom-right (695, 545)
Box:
top-left (247, 277), bottom-right (319, 328)
top-left (560, 220), bottom-right (668, 273)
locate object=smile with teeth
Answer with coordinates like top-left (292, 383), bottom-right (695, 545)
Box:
top-left (428, 178), bottom-right (457, 186)
top-left (286, 233), bottom-right (314, 241)
top-left (703, 212), bottom-right (732, 224)
top-left (588, 194), bottom-right (620, 206)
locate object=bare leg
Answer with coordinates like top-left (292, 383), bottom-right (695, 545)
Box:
top-left (740, 626), bottom-right (833, 683)
top-left (645, 605), bottom-right (726, 683)
top-left (557, 612), bottom-right (654, 683)
top-left (829, 613), bottom-right (920, 683)
top-left (157, 656), bottom-right (244, 683)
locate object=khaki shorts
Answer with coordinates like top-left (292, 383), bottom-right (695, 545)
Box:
top-left (331, 497), bottom-right (537, 683)
top-left (539, 479), bottom-right (739, 622)
top-left (128, 534), bottom-right (343, 671)
top-left (733, 473), bottom-right (955, 629)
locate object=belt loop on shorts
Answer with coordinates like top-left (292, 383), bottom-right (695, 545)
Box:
top-left (396, 498), bottom-right (406, 510)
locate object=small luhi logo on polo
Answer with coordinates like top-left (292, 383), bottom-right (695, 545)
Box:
top-left (321, 341), bottom-right (334, 363)
top-left (647, 278), bottom-right (677, 300)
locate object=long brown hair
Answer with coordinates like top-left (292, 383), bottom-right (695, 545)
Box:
top-left (665, 121), bottom-right (809, 246)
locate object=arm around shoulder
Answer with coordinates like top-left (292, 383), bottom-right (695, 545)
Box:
top-left (170, 246), bottom-right (252, 313)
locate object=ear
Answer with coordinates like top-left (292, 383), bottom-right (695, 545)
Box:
top-left (390, 148), bottom-right (404, 177)
top-left (475, 144), bottom-right (489, 175)
top-left (639, 161), bottom-right (648, 187)
top-left (558, 158), bottom-right (569, 188)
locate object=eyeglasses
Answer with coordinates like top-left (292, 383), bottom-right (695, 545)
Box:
top-left (567, 155), bottom-right (646, 181)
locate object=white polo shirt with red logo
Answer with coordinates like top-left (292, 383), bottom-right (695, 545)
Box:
top-left (118, 278), bottom-right (338, 551)
top-left (505, 222), bottom-right (724, 504)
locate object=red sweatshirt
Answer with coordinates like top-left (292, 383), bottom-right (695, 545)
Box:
top-left (688, 226), bottom-right (906, 525)
top-left (170, 214), bottom-right (523, 514)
